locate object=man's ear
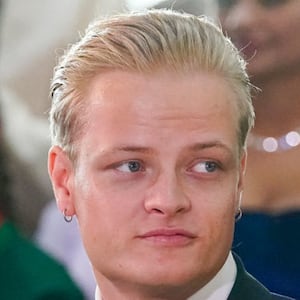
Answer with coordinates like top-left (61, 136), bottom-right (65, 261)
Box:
top-left (48, 146), bottom-right (76, 216)
top-left (237, 149), bottom-right (247, 208)
top-left (240, 148), bottom-right (247, 176)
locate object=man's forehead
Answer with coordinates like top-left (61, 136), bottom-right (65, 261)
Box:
top-left (84, 69), bottom-right (236, 105)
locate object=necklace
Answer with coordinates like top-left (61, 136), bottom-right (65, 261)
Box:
top-left (248, 128), bottom-right (300, 153)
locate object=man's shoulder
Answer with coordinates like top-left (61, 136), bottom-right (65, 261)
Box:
top-left (228, 252), bottom-right (294, 300)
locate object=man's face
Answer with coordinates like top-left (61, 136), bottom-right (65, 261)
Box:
top-left (50, 70), bottom-right (245, 298)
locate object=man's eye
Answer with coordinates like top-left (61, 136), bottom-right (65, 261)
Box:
top-left (192, 161), bottom-right (219, 173)
top-left (116, 161), bottom-right (143, 173)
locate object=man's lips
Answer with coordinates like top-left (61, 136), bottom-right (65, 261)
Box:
top-left (137, 229), bottom-right (197, 246)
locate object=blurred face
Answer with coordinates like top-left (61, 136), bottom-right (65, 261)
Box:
top-left (219, 0), bottom-right (300, 79)
top-left (49, 70), bottom-right (245, 299)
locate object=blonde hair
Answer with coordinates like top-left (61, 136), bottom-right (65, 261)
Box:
top-left (50, 9), bottom-right (254, 160)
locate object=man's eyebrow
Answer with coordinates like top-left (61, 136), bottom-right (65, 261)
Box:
top-left (189, 142), bottom-right (234, 155)
top-left (104, 143), bottom-right (234, 155)
top-left (105, 146), bottom-right (155, 155)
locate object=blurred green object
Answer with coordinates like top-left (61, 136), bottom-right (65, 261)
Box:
top-left (0, 221), bottom-right (84, 300)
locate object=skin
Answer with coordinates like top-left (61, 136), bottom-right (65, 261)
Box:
top-left (49, 69), bottom-right (246, 300)
top-left (219, 0), bottom-right (300, 212)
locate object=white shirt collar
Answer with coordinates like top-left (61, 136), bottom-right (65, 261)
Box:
top-left (95, 251), bottom-right (236, 300)
top-left (187, 252), bottom-right (236, 300)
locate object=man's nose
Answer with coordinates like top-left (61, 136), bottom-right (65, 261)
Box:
top-left (143, 172), bottom-right (191, 217)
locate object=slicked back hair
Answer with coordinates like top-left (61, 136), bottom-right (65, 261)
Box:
top-left (50, 9), bottom-right (254, 161)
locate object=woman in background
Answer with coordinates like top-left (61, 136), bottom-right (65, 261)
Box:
top-left (218, 0), bottom-right (300, 298)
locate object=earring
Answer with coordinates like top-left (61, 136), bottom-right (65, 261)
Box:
top-left (63, 209), bottom-right (73, 223)
top-left (235, 208), bottom-right (242, 222)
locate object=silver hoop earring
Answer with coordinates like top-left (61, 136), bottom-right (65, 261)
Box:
top-left (63, 209), bottom-right (73, 223)
top-left (235, 208), bottom-right (242, 222)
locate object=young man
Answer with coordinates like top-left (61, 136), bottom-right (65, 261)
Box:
top-left (48, 9), bottom-right (293, 300)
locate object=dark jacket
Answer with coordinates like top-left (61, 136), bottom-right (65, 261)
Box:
top-left (228, 253), bottom-right (295, 300)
